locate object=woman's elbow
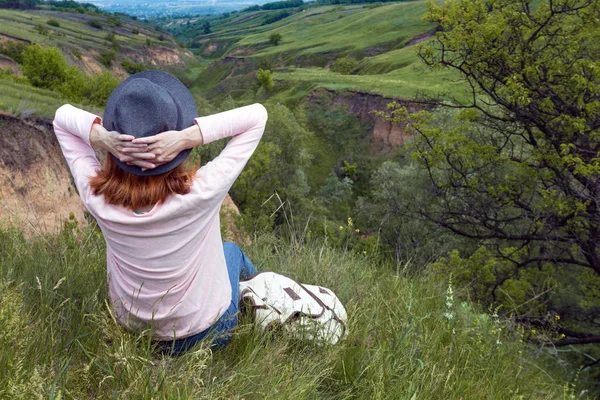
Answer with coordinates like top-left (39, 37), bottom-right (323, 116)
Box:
top-left (254, 103), bottom-right (268, 124)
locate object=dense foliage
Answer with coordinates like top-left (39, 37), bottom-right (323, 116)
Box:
top-left (244, 0), bottom-right (303, 12)
top-left (19, 44), bottom-right (119, 107)
top-left (373, 0), bottom-right (600, 387)
top-left (0, 0), bottom-right (37, 9)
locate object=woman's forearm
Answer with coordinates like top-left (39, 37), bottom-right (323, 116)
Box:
top-left (184, 123), bottom-right (204, 149)
top-left (89, 120), bottom-right (108, 152)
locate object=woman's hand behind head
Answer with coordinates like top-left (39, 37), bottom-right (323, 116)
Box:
top-left (90, 122), bottom-right (157, 169)
top-left (130, 124), bottom-right (203, 171)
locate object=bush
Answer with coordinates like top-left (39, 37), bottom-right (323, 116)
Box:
top-left (82, 71), bottom-right (120, 106)
top-left (131, 27), bottom-right (139, 35)
top-left (21, 44), bottom-right (69, 89)
top-left (71, 48), bottom-right (82, 60)
top-left (46, 19), bottom-right (60, 27)
top-left (264, 12), bottom-right (290, 25)
top-left (0, 41), bottom-right (29, 64)
top-left (268, 33), bottom-right (282, 46)
top-left (107, 15), bottom-right (121, 27)
top-left (256, 68), bottom-right (274, 91)
top-left (96, 50), bottom-right (116, 67)
top-left (87, 18), bottom-right (103, 29)
top-left (330, 57), bottom-right (358, 75)
top-left (121, 59), bottom-right (145, 74)
top-left (34, 23), bottom-right (49, 35)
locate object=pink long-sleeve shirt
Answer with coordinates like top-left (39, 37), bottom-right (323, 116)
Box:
top-left (53, 103), bottom-right (267, 340)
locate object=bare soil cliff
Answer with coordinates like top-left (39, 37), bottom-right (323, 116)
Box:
top-left (306, 88), bottom-right (430, 154)
top-left (0, 113), bottom-right (86, 236)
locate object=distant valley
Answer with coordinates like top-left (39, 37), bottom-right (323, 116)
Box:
top-left (87, 0), bottom-right (272, 18)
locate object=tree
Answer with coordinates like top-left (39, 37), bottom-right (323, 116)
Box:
top-left (381, 0), bottom-right (600, 349)
top-left (202, 21), bottom-right (211, 34)
top-left (269, 33), bottom-right (282, 46)
top-left (21, 45), bottom-right (69, 89)
top-left (330, 56), bottom-right (358, 75)
top-left (256, 68), bottom-right (274, 91)
top-left (0, 0), bottom-right (38, 9)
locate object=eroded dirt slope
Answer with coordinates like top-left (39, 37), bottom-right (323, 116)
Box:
top-left (0, 113), bottom-right (87, 235)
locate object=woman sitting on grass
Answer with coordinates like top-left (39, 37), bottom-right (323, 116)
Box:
top-left (53, 70), bottom-right (267, 354)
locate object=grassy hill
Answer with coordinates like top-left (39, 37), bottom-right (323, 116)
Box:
top-left (0, 5), bottom-right (195, 118)
top-left (165, 1), bottom-right (465, 103)
top-left (0, 224), bottom-right (570, 398)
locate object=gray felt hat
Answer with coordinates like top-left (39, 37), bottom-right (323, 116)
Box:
top-left (103, 70), bottom-right (199, 176)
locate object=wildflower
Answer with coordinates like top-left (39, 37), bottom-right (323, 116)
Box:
top-left (339, 226), bottom-right (343, 230)
top-left (555, 315), bottom-right (560, 321)
top-left (347, 217), bottom-right (353, 227)
top-left (355, 229), bottom-right (360, 233)
top-left (444, 274), bottom-right (454, 322)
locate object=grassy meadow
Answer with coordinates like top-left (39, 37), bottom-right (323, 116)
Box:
top-left (0, 221), bottom-right (572, 399)
top-left (168, 0), bottom-right (468, 107)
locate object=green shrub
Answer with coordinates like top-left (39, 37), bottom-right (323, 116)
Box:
top-left (256, 68), bottom-right (274, 91)
top-left (34, 24), bottom-right (49, 35)
top-left (330, 57), bottom-right (358, 75)
top-left (131, 27), bottom-right (139, 35)
top-left (121, 59), bottom-right (145, 74)
top-left (46, 19), bottom-right (60, 27)
top-left (71, 48), bottom-right (82, 60)
top-left (107, 15), bottom-right (121, 27)
top-left (87, 18), bottom-right (103, 29)
top-left (0, 41), bottom-right (29, 64)
top-left (83, 71), bottom-right (120, 106)
top-left (269, 33), bottom-right (282, 46)
top-left (96, 50), bottom-right (116, 67)
top-left (21, 45), bottom-right (69, 89)
top-left (264, 12), bottom-right (289, 25)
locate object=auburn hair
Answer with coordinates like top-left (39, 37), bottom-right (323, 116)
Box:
top-left (89, 156), bottom-right (196, 210)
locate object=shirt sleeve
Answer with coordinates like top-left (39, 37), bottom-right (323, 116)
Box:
top-left (52, 104), bottom-right (102, 202)
top-left (193, 103), bottom-right (268, 201)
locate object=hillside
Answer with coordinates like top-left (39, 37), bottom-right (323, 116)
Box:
top-left (165, 1), bottom-right (465, 103)
top-left (0, 0), bottom-right (597, 395)
top-left (0, 5), bottom-right (196, 118)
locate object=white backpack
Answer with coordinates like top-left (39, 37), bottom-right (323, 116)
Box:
top-left (239, 272), bottom-right (348, 345)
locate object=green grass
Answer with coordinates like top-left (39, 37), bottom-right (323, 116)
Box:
top-left (0, 9), bottom-right (179, 68)
top-left (236, 2), bottom-right (434, 60)
top-left (0, 221), bottom-right (573, 399)
top-left (0, 78), bottom-right (102, 119)
top-left (271, 64), bottom-right (466, 102)
top-left (175, 2), bottom-right (437, 62)
top-left (180, 0), bottom-right (470, 105)
top-left (0, 78), bottom-right (67, 118)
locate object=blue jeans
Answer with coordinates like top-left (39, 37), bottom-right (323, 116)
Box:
top-left (159, 242), bottom-right (257, 355)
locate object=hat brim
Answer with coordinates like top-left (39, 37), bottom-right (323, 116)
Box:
top-left (103, 70), bottom-right (199, 177)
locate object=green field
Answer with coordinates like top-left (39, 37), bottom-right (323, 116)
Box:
top-left (169, 0), bottom-right (463, 104)
top-left (0, 224), bottom-right (569, 398)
